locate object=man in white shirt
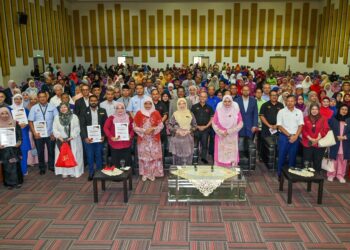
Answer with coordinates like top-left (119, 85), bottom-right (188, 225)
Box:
top-left (100, 88), bottom-right (117, 117)
top-left (276, 95), bottom-right (304, 177)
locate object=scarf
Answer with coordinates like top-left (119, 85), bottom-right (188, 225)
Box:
top-left (10, 94), bottom-right (24, 110)
top-left (216, 95), bottom-right (239, 129)
top-left (335, 104), bottom-right (349, 121)
top-left (140, 96), bottom-right (155, 117)
top-left (173, 98), bottom-right (192, 130)
top-left (0, 107), bottom-right (16, 128)
top-left (113, 102), bottom-right (129, 124)
top-left (58, 103), bottom-right (73, 136)
top-left (343, 94), bottom-right (350, 107)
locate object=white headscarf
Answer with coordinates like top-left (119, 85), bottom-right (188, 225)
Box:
top-left (10, 94), bottom-right (24, 110)
top-left (140, 96), bottom-right (155, 117)
top-left (216, 95), bottom-right (240, 129)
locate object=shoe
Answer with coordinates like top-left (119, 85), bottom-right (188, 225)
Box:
top-left (39, 170), bottom-right (46, 175)
top-left (7, 186), bottom-right (14, 190)
top-left (338, 177), bottom-right (346, 183)
top-left (16, 184), bottom-right (22, 189)
top-left (327, 176), bottom-right (334, 182)
top-left (48, 168), bottom-right (55, 172)
top-left (23, 172), bottom-right (28, 176)
top-left (142, 176), bottom-right (147, 182)
top-left (88, 173), bottom-right (94, 181)
top-left (201, 158), bottom-right (208, 164)
top-left (62, 175), bottom-right (68, 179)
top-left (149, 176), bottom-right (155, 181)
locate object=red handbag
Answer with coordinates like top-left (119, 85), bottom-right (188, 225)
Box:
top-left (55, 142), bottom-right (77, 168)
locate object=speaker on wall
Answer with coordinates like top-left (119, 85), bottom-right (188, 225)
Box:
top-left (18, 12), bottom-right (28, 25)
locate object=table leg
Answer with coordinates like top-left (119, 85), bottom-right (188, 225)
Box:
top-left (128, 174), bottom-right (133, 190)
top-left (318, 180), bottom-right (324, 204)
top-left (93, 179), bottom-right (98, 203)
top-left (101, 180), bottom-right (106, 191)
top-left (123, 179), bottom-right (128, 203)
top-left (307, 182), bottom-right (312, 192)
top-left (279, 174), bottom-right (284, 191)
top-left (287, 180), bottom-right (293, 204)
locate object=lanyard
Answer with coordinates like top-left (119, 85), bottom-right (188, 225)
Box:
top-left (39, 104), bottom-right (48, 121)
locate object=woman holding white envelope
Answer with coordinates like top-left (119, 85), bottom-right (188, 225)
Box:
top-left (103, 102), bottom-right (134, 168)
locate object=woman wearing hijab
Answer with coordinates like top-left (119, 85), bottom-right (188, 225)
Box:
top-left (133, 97), bottom-right (164, 181)
top-left (310, 79), bottom-right (322, 95)
top-left (22, 92), bottom-right (30, 108)
top-left (343, 93), bottom-right (350, 107)
top-left (301, 104), bottom-right (329, 172)
top-left (10, 94), bottom-right (31, 175)
top-left (212, 95), bottom-right (243, 167)
top-left (301, 76), bottom-right (312, 97)
top-left (328, 104), bottom-right (350, 183)
top-left (295, 95), bottom-right (307, 117)
top-left (186, 85), bottom-right (199, 106)
top-left (53, 102), bottom-right (84, 178)
top-left (0, 107), bottom-right (23, 189)
top-left (103, 102), bottom-right (134, 167)
top-left (324, 82), bottom-right (334, 98)
top-left (168, 98), bottom-right (197, 165)
top-left (320, 97), bottom-right (334, 120)
top-left (24, 80), bottom-right (38, 96)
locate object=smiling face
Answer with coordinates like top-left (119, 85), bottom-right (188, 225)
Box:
top-left (178, 100), bottom-right (187, 110)
top-left (339, 105), bottom-right (349, 116)
top-left (322, 98), bottom-right (330, 108)
top-left (116, 103), bottom-right (125, 115)
top-left (59, 104), bottom-right (69, 114)
top-left (14, 96), bottom-right (23, 106)
top-left (310, 105), bottom-right (319, 116)
top-left (0, 110), bottom-right (10, 121)
top-left (223, 97), bottom-right (232, 108)
top-left (144, 101), bottom-right (153, 110)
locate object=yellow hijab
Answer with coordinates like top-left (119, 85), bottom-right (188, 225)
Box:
top-left (173, 98), bottom-right (192, 130)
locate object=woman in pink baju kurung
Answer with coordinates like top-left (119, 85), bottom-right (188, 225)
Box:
top-left (133, 97), bottom-right (164, 181)
top-left (212, 95), bottom-right (243, 167)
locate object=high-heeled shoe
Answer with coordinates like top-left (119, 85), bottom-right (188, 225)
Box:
top-left (142, 176), bottom-right (147, 182)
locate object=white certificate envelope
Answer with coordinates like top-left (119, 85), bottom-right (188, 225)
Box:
top-left (0, 127), bottom-right (16, 147)
top-left (269, 128), bottom-right (278, 135)
top-left (11, 108), bottom-right (28, 124)
top-left (114, 123), bottom-right (130, 141)
top-left (34, 121), bottom-right (48, 137)
top-left (87, 125), bottom-right (102, 143)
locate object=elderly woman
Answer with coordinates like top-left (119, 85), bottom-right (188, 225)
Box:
top-left (168, 98), bottom-right (197, 165)
top-left (0, 107), bottom-right (23, 189)
top-left (212, 95), bottom-right (243, 167)
top-left (133, 97), bottom-right (164, 181)
top-left (53, 103), bottom-right (84, 178)
top-left (103, 102), bottom-right (134, 167)
top-left (25, 80), bottom-right (38, 96)
top-left (10, 94), bottom-right (31, 175)
top-left (186, 85), bottom-right (199, 106)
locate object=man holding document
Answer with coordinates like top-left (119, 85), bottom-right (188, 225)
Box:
top-left (28, 91), bottom-right (58, 175)
top-left (80, 95), bottom-right (108, 181)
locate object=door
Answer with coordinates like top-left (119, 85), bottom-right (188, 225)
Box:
top-left (269, 56), bottom-right (286, 72)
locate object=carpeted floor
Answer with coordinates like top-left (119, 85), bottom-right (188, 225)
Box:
top-left (0, 162), bottom-right (350, 250)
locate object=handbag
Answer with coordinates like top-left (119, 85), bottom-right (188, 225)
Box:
top-left (318, 130), bottom-right (336, 147)
top-left (321, 149), bottom-right (335, 172)
top-left (55, 142), bottom-right (77, 168)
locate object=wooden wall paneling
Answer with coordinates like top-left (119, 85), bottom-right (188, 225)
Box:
top-left (73, 10), bottom-right (82, 56)
top-left (291, 9), bottom-right (300, 57)
top-left (257, 9), bottom-right (266, 57)
top-left (207, 9), bottom-right (214, 51)
top-left (232, 4), bottom-right (240, 61)
top-left (140, 10), bottom-right (147, 62)
top-left (191, 9), bottom-right (197, 51)
top-left (51, 8), bottom-right (58, 63)
top-left (216, 15), bottom-right (223, 62)
top-left (307, 9), bottom-right (318, 68)
top-left (122, 10), bottom-right (131, 52)
top-left (249, 3), bottom-right (257, 62)
top-left (339, 0), bottom-right (348, 56)
top-left (24, 0), bottom-right (33, 57)
top-left (4, 0), bottom-right (16, 66)
top-left (98, 4), bottom-right (107, 62)
top-left (330, 8), bottom-right (337, 63)
top-left (41, 6), bottom-right (49, 64)
top-left (342, 5), bottom-right (350, 64)
top-left (283, 3), bottom-right (292, 51)
top-left (60, 2), bottom-right (68, 63)
top-left (54, 11), bottom-right (61, 63)
top-left (322, 0), bottom-right (331, 62)
top-left (326, 3), bottom-right (334, 59)
top-left (18, 0), bottom-right (28, 65)
top-left (44, 0), bottom-right (52, 57)
top-left (299, 3), bottom-right (309, 62)
top-left (199, 15), bottom-right (206, 51)
top-left (241, 9), bottom-right (248, 57)
top-left (266, 9), bottom-right (274, 52)
top-left (174, 10), bottom-right (180, 62)
top-left (29, 2), bottom-right (38, 50)
top-left (57, 3), bottom-right (65, 61)
top-left (149, 15), bottom-right (156, 57)
top-left (107, 10), bottom-right (115, 55)
top-left (334, 0), bottom-right (344, 62)
top-left (81, 16), bottom-right (90, 62)
top-left (131, 16), bottom-right (139, 57)
top-left (157, 10), bottom-right (164, 62)
top-left (11, 0), bottom-right (22, 57)
top-left (315, 13), bottom-right (323, 62)
top-left (115, 4), bottom-right (123, 51)
top-left (90, 10), bottom-right (99, 65)
top-left (166, 15), bottom-right (173, 57)
top-left (318, 7), bottom-right (326, 60)
top-left (275, 15), bottom-right (283, 51)
top-left (68, 15), bottom-right (75, 62)
top-left (224, 9), bottom-right (231, 57)
top-left (183, 15), bottom-right (189, 66)
top-left (0, 2), bottom-right (10, 75)
top-left (64, 8), bottom-right (69, 63)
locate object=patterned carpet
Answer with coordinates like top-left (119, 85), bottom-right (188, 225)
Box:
top-left (1, 162), bottom-right (350, 250)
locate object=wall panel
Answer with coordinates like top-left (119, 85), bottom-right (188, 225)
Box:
top-left (216, 15), bottom-right (223, 62)
top-left (307, 9), bottom-right (318, 67)
top-left (115, 4), bottom-right (123, 51)
top-left (299, 3), bottom-right (310, 62)
top-left (174, 10), bottom-right (180, 62)
top-left (131, 16), bottom-right (139, 57)
top-left (157, 10), bottom-right (164, 62)
top-left (98, 4), bottom-right (107, 62)
top-left (199, 15), bottom-right (206, 52)
top-left (339, 0), bottom-right (348, 57)
top-left (232, 3), bottom-right (240, 62)
top-left (283, 3), bottom-right (292, 51)
top-left (191, 9), bottom-right (197, 51)
top-left (183, 15), bottom-right (189, 66)
top-left (224, 9), bottom-right (231, 57)
top-left (266, 9), bottom-right (274, 51)
top-left (257, 9), bottom-right (266, 57)
top-left (343, 5), bottom-right (350, 64)
top-left (275, 15), bottom-right (283, 51)
top-left (249, 4), bottom-right (257, 62)
top-left (5, 0), bottom-right (16, 66)
top-left (90, 10), bottom-right (99, 65)
top-left (291, 9), bottom-right (300, 57)
top-left (82, 15), bottom-right (91, 62)
top-left (18, 0), bottom-right (28, 65)
top-left (107, 10), bottom-right (115, 56)
top-left (123, 10), bottom-right (131, 52)
top-left (207, 9), bottom-right (214, 51)
top-left (241, 9), bottom-right (248, 57)
top-left (140, 10), bottom-right (147, 62)
top-left (149, 15), bottom-right (156, 57)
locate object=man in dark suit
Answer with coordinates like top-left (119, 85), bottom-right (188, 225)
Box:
top-left (74, 83), bottom-right (91, 117)
top-left (80, 95), bottom-right (108, 180)
top-left (235, 85), bottom-right (258, 139)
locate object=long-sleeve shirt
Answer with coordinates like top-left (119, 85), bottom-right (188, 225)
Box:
top-left (301, 116), bottom-right (329, 147)
top-left (103, 116), bottom-right (134, 149)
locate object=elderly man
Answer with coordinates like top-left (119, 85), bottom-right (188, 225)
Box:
top-left (49, 84), bottom-right (73, 107)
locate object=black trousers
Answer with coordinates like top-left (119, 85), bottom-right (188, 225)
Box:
top-left (35, 137), bottom-right (55, 171)
top-left (208, 128), bottom-right (215, 156)
top-left (111, 148), bottom-right (132, 167)
top-left (195, 129), bottom-right (209, 160)
top-left (303, 146), bottom-right (326, 172)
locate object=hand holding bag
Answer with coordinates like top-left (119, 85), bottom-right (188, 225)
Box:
top-left (318, 130), bottom-right (336, 147)
top-left (321, 148), bottom-right (335, 172)
top-left (55, 142), bottom-right (77, 168)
